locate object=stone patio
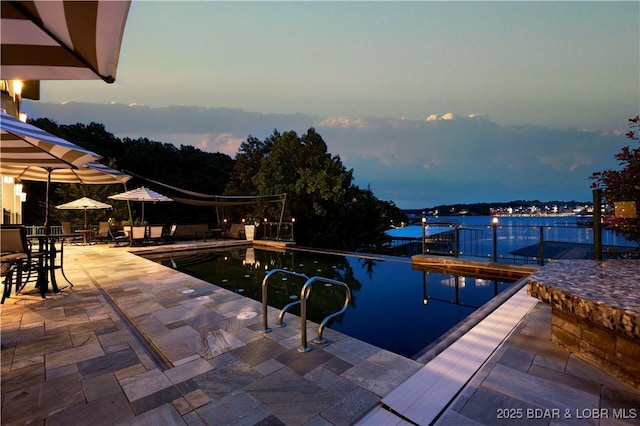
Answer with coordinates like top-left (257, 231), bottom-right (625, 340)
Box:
top-left (2, 242), bottom-right (639, 425)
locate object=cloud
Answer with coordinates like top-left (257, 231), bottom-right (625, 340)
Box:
top-left (23, 101), bottom-right (628, 209)
top-left (538, 153), bottom-right (593, 172)
top-left (426, 113), bottom-right (457, 121)
top-left (144, 132), bottom-right (245, 156)
top-left (425, 113), bottom-right (485, 122)
top-left (317, 116), bottom-right (373, 130)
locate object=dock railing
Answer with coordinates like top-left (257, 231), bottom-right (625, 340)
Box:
top-left (386, 221), bottom-right (639, 264)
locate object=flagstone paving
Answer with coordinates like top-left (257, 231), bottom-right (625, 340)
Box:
top-left (2, 241), bottom-right (639, 425)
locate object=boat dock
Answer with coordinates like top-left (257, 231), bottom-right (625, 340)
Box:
top-left (510, 241), bottom-right (638, 261)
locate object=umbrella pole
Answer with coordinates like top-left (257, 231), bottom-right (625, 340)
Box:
top-left (44, 169), bottom-right (52, 235)
top-left (84, 208), bottom-right (88, 229)
top-left (122, 183), bottom-right (134, 246)
top-left (124, 183), bottom-right (134, 227)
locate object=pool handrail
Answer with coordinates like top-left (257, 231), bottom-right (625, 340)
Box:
top-left (298, 276), bottom-right (351, 353)
top-left (277, 288), bottom-right (310, 328)
top-left (260, 268), bottom-right (309, 333)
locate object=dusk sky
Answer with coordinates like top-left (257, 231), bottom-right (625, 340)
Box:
top-left (23, 1), bottom-right (639, 209)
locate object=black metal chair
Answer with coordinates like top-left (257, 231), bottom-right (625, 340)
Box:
top-left (1, 250), bottom-right (23, 304)
top-left (1, 225), bottom-right (46, 303)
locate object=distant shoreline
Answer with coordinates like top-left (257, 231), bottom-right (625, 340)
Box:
top-left (492, 213), bottom-right (588, 217)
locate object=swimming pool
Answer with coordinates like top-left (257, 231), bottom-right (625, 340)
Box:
top-left (143, 247), bottom-right (516, 358)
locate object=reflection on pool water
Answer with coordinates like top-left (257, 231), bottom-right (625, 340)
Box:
top-left (142, 247), bottom-right (515, 358)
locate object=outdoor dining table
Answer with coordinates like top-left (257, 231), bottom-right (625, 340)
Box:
top-left (76, 229), bottom-right (92, 245)
top-left (26, 234), bottom-right (75, 298)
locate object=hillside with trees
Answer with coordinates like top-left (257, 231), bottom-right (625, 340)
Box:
top-left (22, 119), bottom-right (405, 251)
top-left (24, 118), bottom-right (234, 227)
top-left (225, 128), bottom-right (405, 249)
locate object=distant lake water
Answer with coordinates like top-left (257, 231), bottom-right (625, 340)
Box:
top-left (386, 216), bottom-right (637, 260)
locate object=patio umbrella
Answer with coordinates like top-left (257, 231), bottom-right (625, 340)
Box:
top-left (1, 161), bottom-right (132, 185)
top-left (109, 186), bottom-right (173, 223)
top-left (0, 112), bottom-right (102, 233)
top-left (1, 0), bottom-right (131, 83)
top-left (56, 197), bottom-right (112, 229)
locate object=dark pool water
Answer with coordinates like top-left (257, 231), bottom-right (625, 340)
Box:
top-left (143, 247), bottom-right (515, 358)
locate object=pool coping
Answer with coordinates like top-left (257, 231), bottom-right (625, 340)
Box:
top-left (358, 281), bottom-right (539, 425)
top-left (412, 274), bottom-right (530, 363)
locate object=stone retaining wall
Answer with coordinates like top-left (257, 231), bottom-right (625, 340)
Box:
top-left (527, 259), bottom-right (640, 390)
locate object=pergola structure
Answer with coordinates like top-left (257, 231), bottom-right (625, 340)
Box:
top-left (125, 172), bottom-right (289, 236)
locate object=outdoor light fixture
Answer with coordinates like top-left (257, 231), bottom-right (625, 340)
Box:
top-left (492, 217), bottom-right (498, 262)
top-left (18, 112), bottom-right (27, 122)
top-left (14, 183), bottom-right (23, 196)
top-left (422, 216), bottom-right (427, 254)
top-left (3, 176), bottom-right (13, 184)
top-left (291, 217), bottom-right (295, 242)
top-left (13, 80), bottom-right (22, 96)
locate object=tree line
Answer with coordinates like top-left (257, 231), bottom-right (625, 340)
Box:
top-left (23, 118), bottom-right (406, 251)
top-left (23, 114), bottom-right (638, 247)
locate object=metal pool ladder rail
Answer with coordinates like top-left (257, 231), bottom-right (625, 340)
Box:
top-left (260, 268), bottom-right (352, 353)
top-left (298, 276), bottom-right (351, 352)
top-left (260, 268), bottom-right (309, 333)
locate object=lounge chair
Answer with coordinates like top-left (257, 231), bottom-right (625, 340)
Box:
top-left (109, 224), bottom-right (129, 247)
top-left (129, 226), bottom-right (147, 246)
top-left (163, 224), bottom-right (177, 243)
top-left (228, 224), bottom-right (246, 239)
top-left (96, 222), bottom-right (111, 243)
top-left (147, 225), bottom-right (164, 245)
top-left (61, 222), bottom-right (83, 244)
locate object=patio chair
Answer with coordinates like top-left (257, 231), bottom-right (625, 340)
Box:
top-left (108, 224), bottom-right (129, 247)
top-left (1, 227), bottom-right (27, 304)
top-left (147, 225), bottom-right (164, 245)
top-left (96, 222), bottom-right (111, 243)
top-left (1, 225), bottom-right (46, 303)
top-left (163, 224), bottom-right (177, 243)
top-left (1, 258), bottom-right (19, 304)
top-left (61, 222), bottom-right (82, 245)
top-left (129, 226), bottom-right (147, 246)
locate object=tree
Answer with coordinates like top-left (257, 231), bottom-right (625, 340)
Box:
top-left (590, 116), bottom-right (640, 242)
top-left (226, 128), bottom-right (405, 250)
top-left (22, 118), bottom-right (234, 226)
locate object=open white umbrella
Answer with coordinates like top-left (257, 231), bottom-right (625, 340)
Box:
top-left (56, 197), bottom-right (112, 229)
top-left (109, 186), bottom-right (173, 223)
top-left (1, 0), bottom-right (131, 83)
top-left (1, 161), bottom-right (131, 185)
top-left (0, 112), bottom-right (102, 233)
